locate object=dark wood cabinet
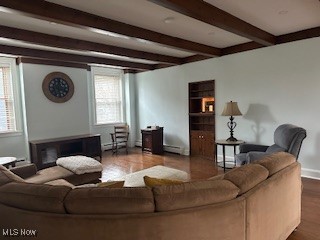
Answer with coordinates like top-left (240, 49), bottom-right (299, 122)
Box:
top-left (191, 131), bottom-right (214, 157)
top-left (189, 80), bottom-right (215, 159)
top-left (29, 134), bottom-right (102, 169)
top-left (141, 128), bottom-right (163, 154)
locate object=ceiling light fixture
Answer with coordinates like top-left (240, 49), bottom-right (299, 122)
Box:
top-left (163, 17), bottom-right (174, 24)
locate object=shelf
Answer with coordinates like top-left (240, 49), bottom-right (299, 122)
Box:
top-left (189, 96), bottom-right (214, 100)
top-left (189, 80), bottom-right (215, 158)
top-left (189, 112), bottom-right (215, 116)
top-left (190, 88), bottom-right (215, 93)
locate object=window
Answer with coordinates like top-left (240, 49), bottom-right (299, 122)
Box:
top-left (92, 68), bottom-right (124, 125)
top-left (0, 58), bottom-right (19, 134)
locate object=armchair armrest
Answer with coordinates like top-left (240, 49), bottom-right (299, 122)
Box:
top-left (10, 164), bottom-right (37, 179)
top-left (239, 143), bottom-right (269, 153)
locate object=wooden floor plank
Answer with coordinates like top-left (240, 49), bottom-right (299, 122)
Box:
top-left (101, 148), bottom-right (319, 240)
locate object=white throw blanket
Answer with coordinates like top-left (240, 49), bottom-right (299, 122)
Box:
top-left (112, 165), bottom-right (189, 187)
top-left (56, 156), bottom-right (103, 175)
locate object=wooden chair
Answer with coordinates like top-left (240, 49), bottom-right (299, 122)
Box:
top-left (110, 125), bottom-right (129, 154)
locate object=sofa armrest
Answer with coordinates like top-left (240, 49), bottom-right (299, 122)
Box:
top-left (10, 164), bottom-right (37, 179)
top-left (239, 143), bottom-right (269, 153)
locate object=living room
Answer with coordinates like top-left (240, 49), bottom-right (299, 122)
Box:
top-left (0, 1), bottom-right (319, 239)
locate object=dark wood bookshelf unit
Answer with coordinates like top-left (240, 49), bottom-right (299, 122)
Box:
top-left (189, 80), bottom-right (215, 159)
top-left (29, 134), bottom-right (102, 169)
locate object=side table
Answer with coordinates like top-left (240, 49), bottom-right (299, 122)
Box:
top-left (0, 157), bottom-right (17, 168)
top-left (215, 140), bottom-right (245, 172)
top-left (141, 127), bottom-right (164, 155)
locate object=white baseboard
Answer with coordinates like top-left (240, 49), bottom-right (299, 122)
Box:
top-left (301, 168), bottom-right (320, 180)
top-left (135, 141), bottom-right (142, 147)
top-left (216, 155), bottom-right (236, 168)
top-left (216, 155), bottom-right (234, 162)
top-left (135, 141), bottom-right (189, 155)
top-left (102, 143), bottom-right (112, 151)
top-left (217, 155), bottom-right (320, 180)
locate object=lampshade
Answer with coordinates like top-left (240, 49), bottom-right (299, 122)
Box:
top-left (221, 101), bottom-right (242, 116)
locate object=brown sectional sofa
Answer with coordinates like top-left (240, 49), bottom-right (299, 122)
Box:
top-left (0, 152), bottom-right (301, 240)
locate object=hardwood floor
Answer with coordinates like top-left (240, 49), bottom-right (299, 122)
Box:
top-left (101, 148), bottom-right (320, 240)
top-left (287, 178), bottom-right (320, 240)
top-left (101, 147), bottom-right (220, 181)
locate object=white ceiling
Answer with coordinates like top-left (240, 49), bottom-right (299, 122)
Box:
top-left (0, 0), bottom-right (319, 66)
top-left (207, 0), bottom-right (320, 35)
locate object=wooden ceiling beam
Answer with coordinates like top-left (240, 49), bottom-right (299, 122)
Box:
top-left (148, 0), bottom-right (276, 46)
top-left (222, 27), bottom-right (320, 56)
top-left (181, 55), bottom-right (212, 64)
top-left (222, 42), bottom-right (265, 55)
top-left (0, 0), bottom-right (221, 57)
top-left (276, 27), bottom-right (320, 44)
top-left (0, 45), bottom-right (154, 70)
top-left (0, 25), bottom-right (182, 65)
top-left (17, 57), bottom-right (90, 70)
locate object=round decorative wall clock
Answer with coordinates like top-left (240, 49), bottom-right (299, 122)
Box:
top-left (42, 72), bottom-right (74, 103)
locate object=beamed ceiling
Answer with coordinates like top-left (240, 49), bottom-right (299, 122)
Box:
top-left (0, 0), bottom-right (319, 72)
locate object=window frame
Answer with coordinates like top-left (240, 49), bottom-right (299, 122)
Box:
top-left (91, 67), bottom-right (125, 126)
top-left (0, 57), bottom-right (22, 137)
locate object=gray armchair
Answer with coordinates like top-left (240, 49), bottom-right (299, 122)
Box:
top-left (235, 124), bottom-right (307, 165)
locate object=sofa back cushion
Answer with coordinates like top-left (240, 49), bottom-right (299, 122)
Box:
top-left (65, 187), bottom-right (155, 214)
top-left (255, 152), bottom-right (296, 176)
top-left (152, 179), bottom-right (239, 212)
top-left (224, 164), bottom-right (269, 195)
top-left (0, 165), bottom-right (25, 186)
top-left (0, 182), bottom-right (71, 213)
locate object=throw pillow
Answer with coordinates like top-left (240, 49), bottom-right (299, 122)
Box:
top-left (143, 176), bottom-right (183, 187)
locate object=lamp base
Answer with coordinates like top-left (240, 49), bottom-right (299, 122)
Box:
top-left (226, 136), bottom-right (238, 142)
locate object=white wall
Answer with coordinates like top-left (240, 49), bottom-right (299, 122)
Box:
top-left (124, 73), bottom-right (137, 147)
top-left (22, 64), bottom-right (90, 141)
top-left (135, 37), bottom-right (320, 175)
top-left (1, 63), bottom-right (132, 160)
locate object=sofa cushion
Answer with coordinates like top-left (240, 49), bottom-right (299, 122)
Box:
top-left (224, 164), bottom-right (269, 195)
top-left (152, 179), bottom-right (240, 212)
top-left (0, 182), bottom-right (71, 213)
top-left (25, 166), bottom-right (74, 184)
top-left (0, 165), bottom-right (25, 186)
top-left (65, 187), bottom-right (155, 214)
top-left (255, 152), bottom-right (296, 176)
top-left (10, 164), bottom-right (38, 179)
top-left (207, 174), bottom-right (224, 181)
top-left (144, 176), bottom-right (184, 187)
top-left (45, 179), bottom-right (75, 188)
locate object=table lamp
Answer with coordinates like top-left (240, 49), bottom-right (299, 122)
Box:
top-left (221, 101), bottom-right (242, 141)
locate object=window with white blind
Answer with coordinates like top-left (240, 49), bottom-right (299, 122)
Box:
top-left (93, 68), bottom-right (123, 124)
top-left (0, 58), bottom-right (19, 134)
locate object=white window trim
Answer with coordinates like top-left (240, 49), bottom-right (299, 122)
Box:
top-left (90, 66), bottom-right (125, 126)
top-left (0, 57), bottom-right (22, 136)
